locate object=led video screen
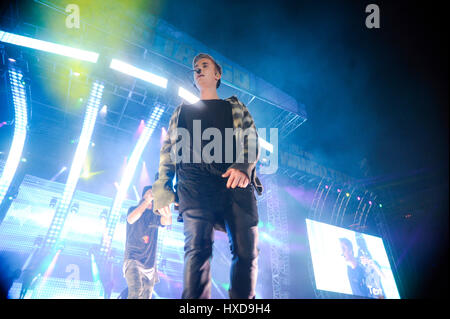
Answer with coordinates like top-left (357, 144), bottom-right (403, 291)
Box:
top-left (305, 219), bottom-right (400, 299)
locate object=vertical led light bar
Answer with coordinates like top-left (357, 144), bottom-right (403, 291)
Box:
top-left (100, 105), bottom-right (164, 255)
top-left (0, 66), bottom-right (28, 206)
top-left (42, 81), bottom-right (104, 249)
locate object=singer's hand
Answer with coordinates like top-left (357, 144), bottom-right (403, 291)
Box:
top-left (157, 205), bottom-right (172, 225)
top-left (143, 192), bottom-right (153, 202)
top-left (222, 168), bottom-right (249, 189)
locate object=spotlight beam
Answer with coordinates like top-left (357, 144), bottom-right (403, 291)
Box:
top-left (50, 166), bottom-right (67, 182)
top-left (132, 185), bottom-right (140, 202)
top-left (42, 249), bottom-right (62, 279)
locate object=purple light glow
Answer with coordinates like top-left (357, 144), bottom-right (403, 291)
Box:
top-left (284, 185), bottom-right (316, 207)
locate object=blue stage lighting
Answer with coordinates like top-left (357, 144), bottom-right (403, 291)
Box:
top-left (110, 59), bottom-right (168, 88)
top-left (42, 81), bottom-right (104, 249)
top-left (100, 104), bottom-right (165, 255)
top-left (0, 30), bottom-right (99, 63)
top-left (0, 67), bottom-right (28, 205)
top-left (178, 86), bottom-right (199, 104)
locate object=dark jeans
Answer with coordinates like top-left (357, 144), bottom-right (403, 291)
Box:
top-left (123, 259), bottom-right (156, 299)
top-left (181, 184), bottom-right (259, 299)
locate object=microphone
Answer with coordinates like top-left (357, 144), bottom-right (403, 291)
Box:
top-left (189, 68), bottom-right (201, 74)
top-left (187, 68), bottom-right (201, 92)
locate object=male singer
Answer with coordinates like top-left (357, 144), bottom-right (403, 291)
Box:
top-left (153, 53), bottom-right (263, 299)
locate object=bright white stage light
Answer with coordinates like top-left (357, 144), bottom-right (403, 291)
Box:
top-left (132, 185), bottom-right (140, 202)
top-left (258, 137), bottom-right (273, 153)
top-left (43, 81), bottom-right (104, 248)
top-left (178, 86), bottom-right (199, 104)
top-left (100, 105), bottom-right (107, 116)
top-left (110, 59), bottom-right (168, 88)
top-left (0, 30), bottom-right (99, 63)
top-left (0, 67), bottom-right (28, 205)
top-left (162, 236), bottom-right (184, 248)
top-left (50, 166), bottom-right (68, 182)
top-left (261, 231), bottom-right (283, 247)
top-left (101, 104), bottom-right (165, 254)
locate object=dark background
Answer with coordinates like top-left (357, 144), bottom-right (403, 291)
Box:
top-left (152, 0), bottom-right (448, 298)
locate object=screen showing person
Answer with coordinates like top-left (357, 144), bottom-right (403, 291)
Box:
top-left (305, 219), bottom-right (400, 299)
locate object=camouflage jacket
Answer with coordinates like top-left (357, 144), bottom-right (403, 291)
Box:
top-left (152, 95), bottom-right (264, 214)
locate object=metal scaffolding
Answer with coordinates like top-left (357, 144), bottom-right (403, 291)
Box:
top-left (263, 174), bottom-right (290, 299)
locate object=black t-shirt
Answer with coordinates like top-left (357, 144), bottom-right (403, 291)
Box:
top-left (124, 204), bottom-right (161, 268)
top-left (347, 262), bottom-right (371, 298)
top-left (177, 99), bottom-right (236, 170)
top-left (176, 99), bottom-right (236, 212)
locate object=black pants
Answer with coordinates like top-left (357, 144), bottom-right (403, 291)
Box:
top-left (180, 183), bottom-right (259, 299)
